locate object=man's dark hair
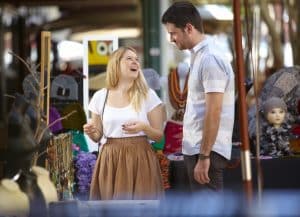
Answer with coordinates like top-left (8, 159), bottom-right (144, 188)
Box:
top-left (161, 1), bottom-right (204, 33)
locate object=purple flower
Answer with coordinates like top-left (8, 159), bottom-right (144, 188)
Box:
top-left (74, 151), bottom-right (97, 194)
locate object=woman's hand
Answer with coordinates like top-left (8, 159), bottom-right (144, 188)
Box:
top-left (83, 119), bottom-right (102, 142)
top-left (122, 121), bottom-right (147, 134)
top-left (83, 123), bottom-right (98, 136)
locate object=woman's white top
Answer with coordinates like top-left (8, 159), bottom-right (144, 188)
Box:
top-left (88, 88), bottom-right (162, 144)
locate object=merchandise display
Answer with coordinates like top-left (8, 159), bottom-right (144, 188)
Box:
top-left (50, 74), bottom-right (79, 101)
top-left (46, 133), bottom-right (74, 200)
top-left (164, 120), bottom-right (183, 154)
top-left (167, 63), bottom-right (189, 122)
top-left (2, 3), bottom-right (300, 216)
top-left (73, 151), bottom-right (97, 199)
top-left (164, 62), bottom-right (189, 156)
top-left (260, 97), bottom-right (292, 156)
top-left (49, 106), bottom-right (63, 134)
top-left (248, 66), bottom-right (300, 157)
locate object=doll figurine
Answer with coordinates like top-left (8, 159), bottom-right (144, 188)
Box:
top-left (260, 97), bottom-right (292, 157)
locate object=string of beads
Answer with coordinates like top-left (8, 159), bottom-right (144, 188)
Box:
top-left (168, 68), bottom-right (189, 121)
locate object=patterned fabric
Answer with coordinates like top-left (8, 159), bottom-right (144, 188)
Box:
top-left (249, 66), bottom-right (300, 140)
top-left (164, 121), bottom-right (183, 154)
top-left (155, 151), bottom-right (170, 189)
top-left (49, 106), bottom-right (63, 134)
top-left (260, 122), bottom-right (292, 157)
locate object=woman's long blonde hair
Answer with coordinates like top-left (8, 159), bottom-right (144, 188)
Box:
top-left (106, 46), bottom-right (149, 111)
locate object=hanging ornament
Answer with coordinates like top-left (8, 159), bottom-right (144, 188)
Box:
top-left (168, 68), bottom-right (189, 121)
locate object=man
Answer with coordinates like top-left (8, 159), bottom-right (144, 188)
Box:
top-left (162, 1), bottom-right (235, 191)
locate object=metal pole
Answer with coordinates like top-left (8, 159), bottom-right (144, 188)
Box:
top-left (233, 0), bottom-right (253, 202)
top-left (141, 0), bottom-right (161, 74)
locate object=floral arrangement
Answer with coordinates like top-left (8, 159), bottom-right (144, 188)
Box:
top-left (74, 151), bottom-right (97, 196)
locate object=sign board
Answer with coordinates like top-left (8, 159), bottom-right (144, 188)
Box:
top-left (88, 40), bottom-right (115, 65)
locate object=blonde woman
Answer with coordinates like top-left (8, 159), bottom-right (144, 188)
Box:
top-left (83, 46), bottom-right (165, 200)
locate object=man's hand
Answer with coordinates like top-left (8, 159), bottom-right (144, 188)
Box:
top-left (194, 158), bottom-right (210, 184)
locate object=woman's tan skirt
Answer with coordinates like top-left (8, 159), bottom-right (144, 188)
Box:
top-left (89, 136), bottom-right (164, 200)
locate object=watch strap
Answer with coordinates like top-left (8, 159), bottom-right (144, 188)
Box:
top-left (198, 153), bottom-right (210, 160)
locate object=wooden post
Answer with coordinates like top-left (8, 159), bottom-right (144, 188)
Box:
top-left (233, 0), bottom-right (253, 202)
top-left (40, 31), bottom-right (51, 125)
top-left (34, 31), bottom-right (51, 166)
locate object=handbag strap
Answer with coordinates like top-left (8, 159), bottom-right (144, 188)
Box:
top-left (101, 88), bottom-right (109, 138)
top-left (102, 88), bottom-right (109, 121)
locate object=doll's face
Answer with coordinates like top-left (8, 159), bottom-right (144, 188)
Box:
top-left (266, 108), bottom-right (286, 128)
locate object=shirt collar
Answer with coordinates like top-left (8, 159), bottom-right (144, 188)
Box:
top-left (190, 35), bottom-right (209, 55)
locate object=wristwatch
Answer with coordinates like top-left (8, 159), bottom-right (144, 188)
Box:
top-left (198, 153), bottom-right (210, 160)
